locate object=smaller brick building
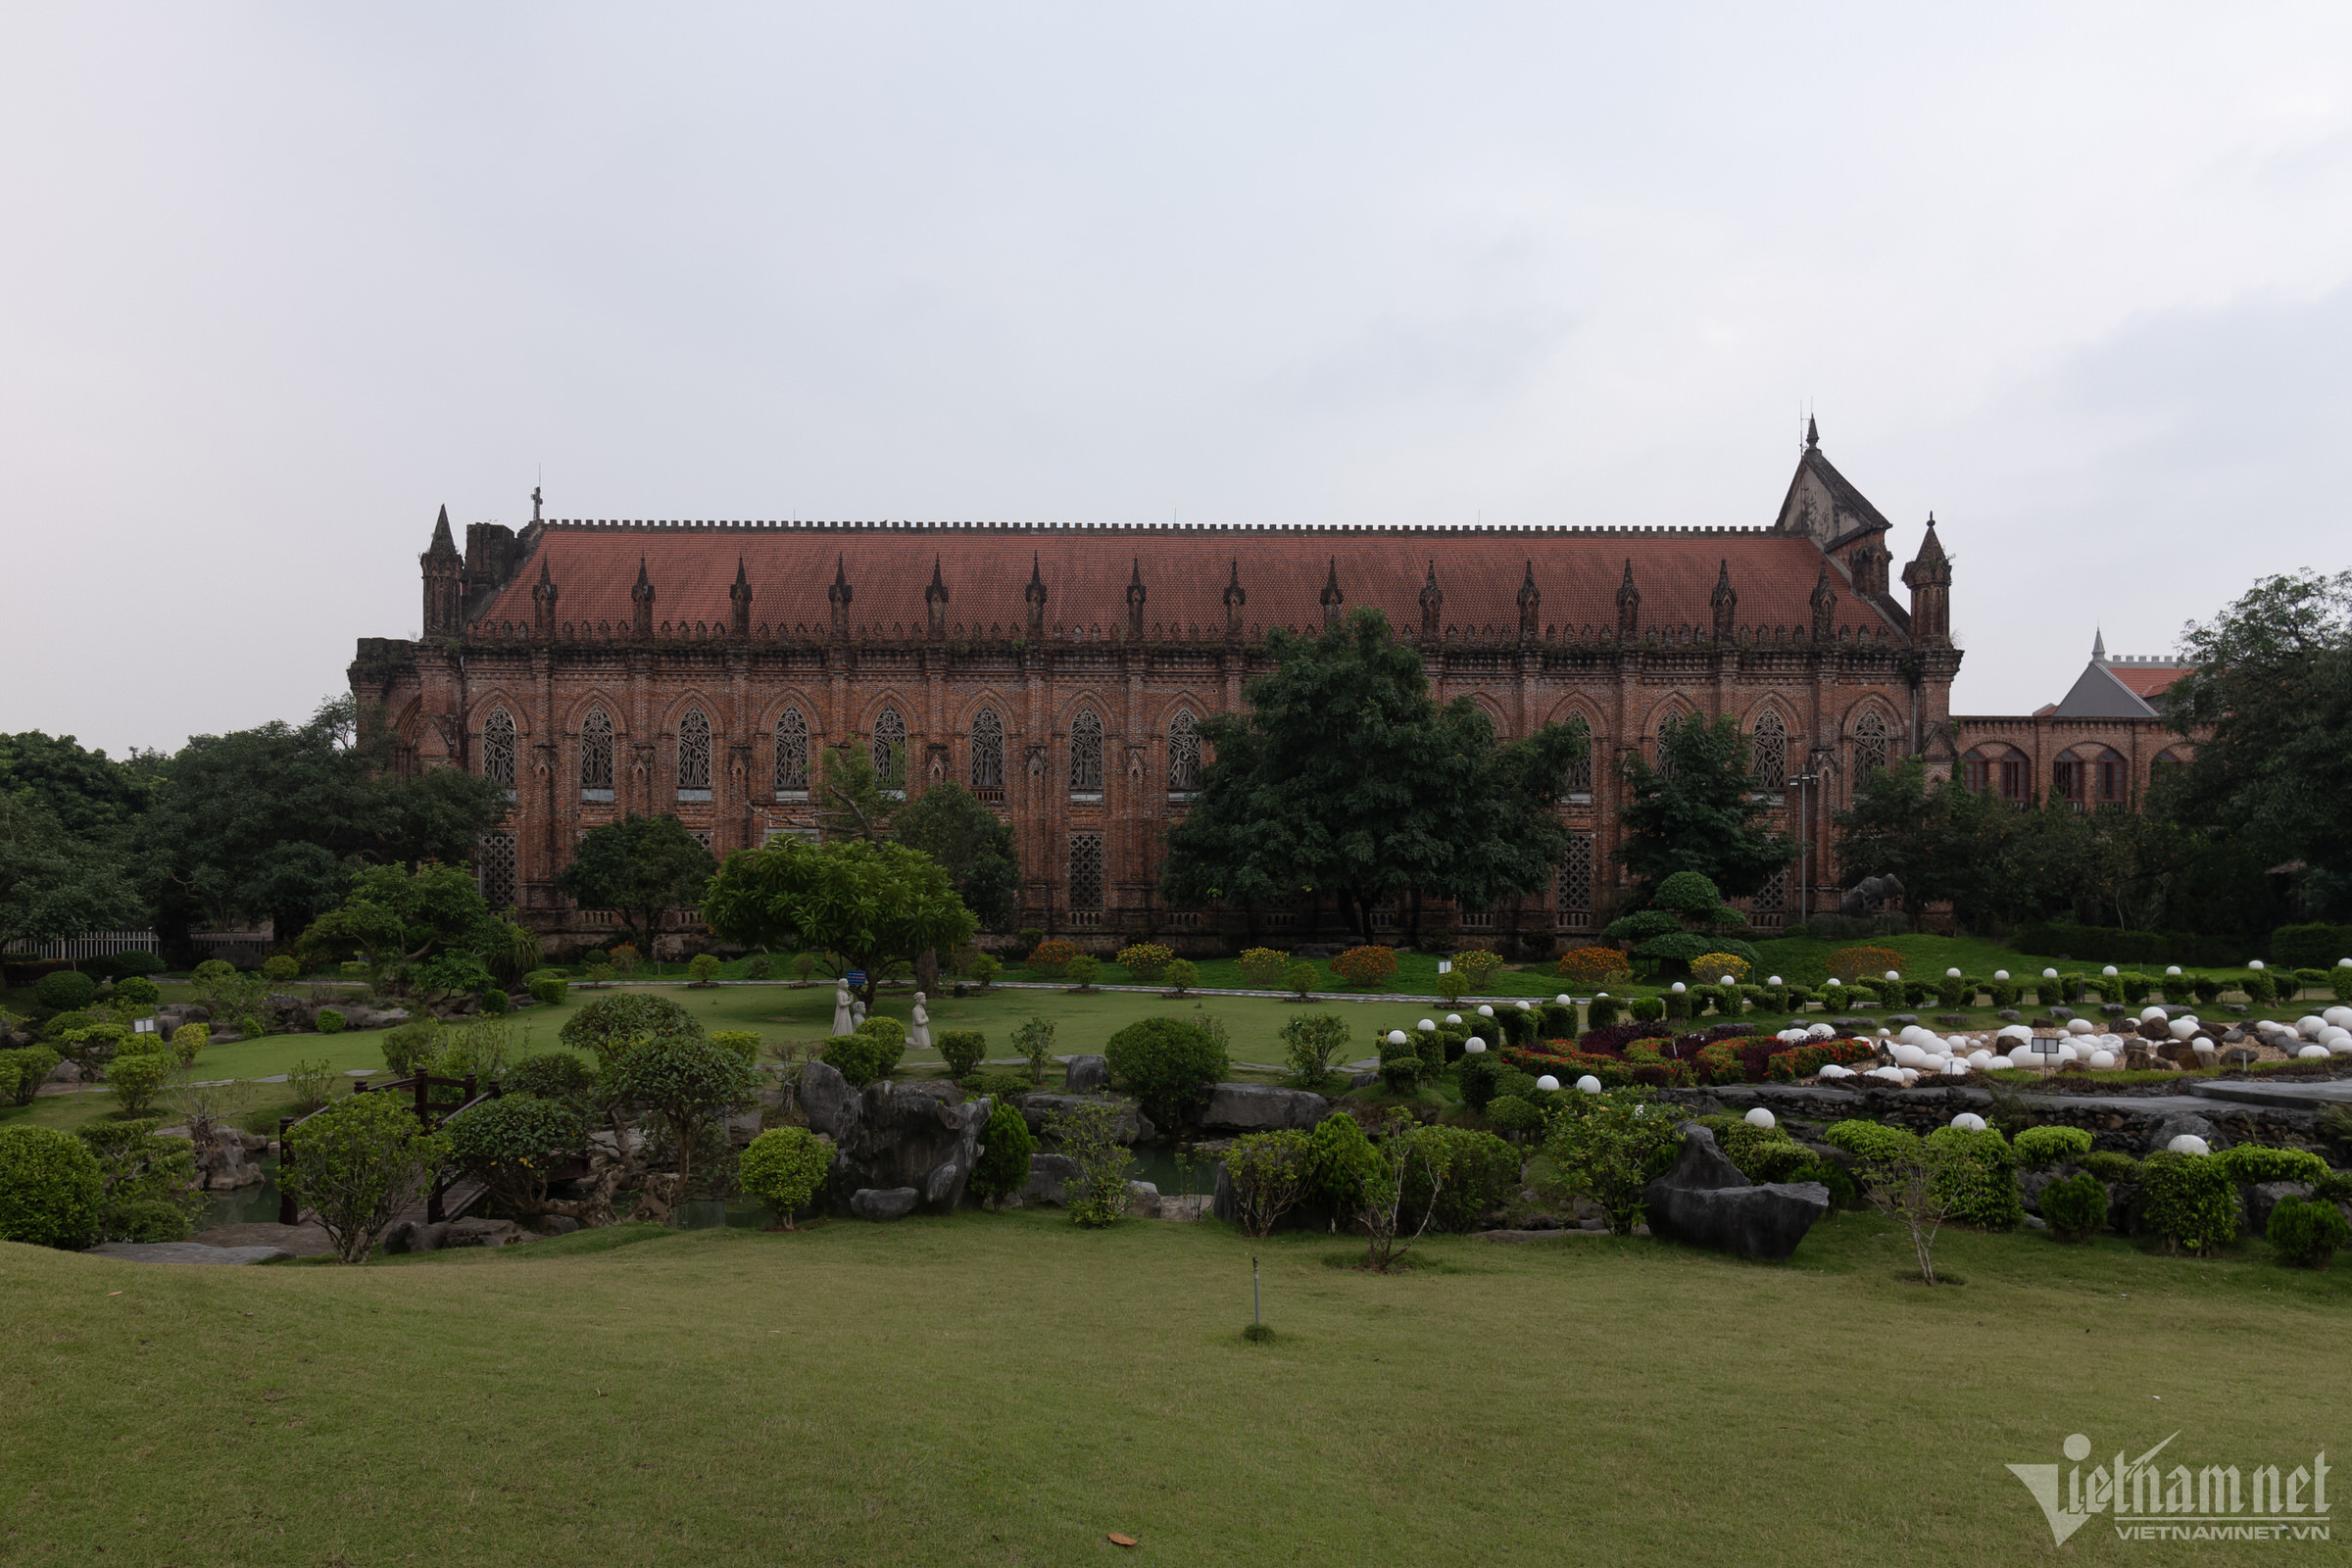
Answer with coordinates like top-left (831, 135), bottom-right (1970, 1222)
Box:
top-left (1951, 632), bottom-right (2192, 809)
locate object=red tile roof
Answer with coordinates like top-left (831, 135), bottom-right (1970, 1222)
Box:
top-left (472, 523), bottom-right (1900, 642)
top-left (2106, 662), bottom-right (2186, 699)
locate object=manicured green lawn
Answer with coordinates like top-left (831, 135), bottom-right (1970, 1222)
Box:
top-left (4, 1205), bottom-right (2345, 1566)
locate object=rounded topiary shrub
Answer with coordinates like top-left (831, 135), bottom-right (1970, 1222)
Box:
top-left (2040, 1170), bottom-right (2110, 1243)
top-left (1104, 1016), bottom-right (1229, 1127)
top-left (504, 1052), bottom-right (597, 1107)
top-left (262, 955), bottom-right (300, 983)
top-left (823, 1029), bottom-right (904, 1088)
top-left (316, 1008), bottom-right (348, 1035)
top-left (528, 976), bottom-right (568, 1007)
top-left (113, 950), bottom-right (164, 977)
top-left (558, 993), bottom-right (704, 1062)
top-left (481, 989), bottom-right (511, 1016)
top-left (113, 976), bottom-right (161, 1011)
top-left (34, 969), bottom-right (96, 1012)
top-left (1925, 1126), bottom-right (2023, 1231)
top-left (2013, 1125), bottom-right (2094, 1167)
top-left (0, 1125), bottom-right (104, 1249)
top-left (936, 1028), bottom-right (988, 1079)
top-left (2266, 1196), bottom-right (2349, 1269)
top-left (2212, 1145), bottom-right (2330, 1185)
top-left (739, 1126), bottom-right (834, 1227)
top-left (2137, 1151), bottom-right (2238, 1253)
top-left (966, 1098), bottom-right (1038, 1210)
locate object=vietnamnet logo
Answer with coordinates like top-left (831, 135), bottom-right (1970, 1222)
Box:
top-left (2009, 1433), bottom-right (2331, 1544)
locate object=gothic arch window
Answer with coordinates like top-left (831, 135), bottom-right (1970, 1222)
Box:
top-left (482, 708), bottom-right (516, 798)
top-left (1850, 710), bottom-right (1890, 781)
top-left (676, 709), bottom-right (711, 800)
top-left (1070, 708), bottom-right (1103, 794)
top-left (1167, 710), bottom-right (1200, 795)
top-left (871, 706), bottom-right (906, 786)
top-left (580, 709), bottom-right (614, 802)
top-left (1654, 710), bottom-right (1691, 778)
top-left (1563, 720), bottom-right (1595, 795)
top-left (774, 708), bottom-right (809, 796)
top-left (970, 708), bottom-right (1004, 797)
top-left (1750, 710), bottom-right (1787, 791)
top-left (2093, 747), bottom-right (2127, 805)
top-left (477, 831), bottom-right (516, 911)
top-left (1068, 832), bottom-right (1105, 916)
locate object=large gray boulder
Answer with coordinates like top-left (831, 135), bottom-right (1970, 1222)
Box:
top-left (152, 1124), bottom-right (266, 1191)
top-left (153, 1003), bottom-right (211, 1035)
top-left (2245, 1181), bottom-right (2313, 1235)
top-left (1017, 1094), bottom-right (1154, 1145)
top-left (1062, 1054), bottom-right (1109, 1094)
top-left (1018, 1152), bottom-right (1083, 1207)
top-left (1642, 1124), bottom-right (1829, 1261)
top-left (799, 1060), bottom-right (988, 1214)
top-left (851, 1187), bottom-right (919, 1221)
top-left (1197, 1084), bottom-right (1330, 1134)
top-left (2148, 1113), bottom-right (2226, 1154)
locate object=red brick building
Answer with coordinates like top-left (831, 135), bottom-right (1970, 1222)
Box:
top-left (351, 424), bottom-right (1965, 953)
top-left (1951, 631), bottom-right (2193, 811)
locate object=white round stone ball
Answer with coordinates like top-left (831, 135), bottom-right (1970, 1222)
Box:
top-left (1968, 1050), bottom-right (1993, 1066)
top-left (1808, 1023), bottom-right (1835, 1040)
top-left (1575, 1075), bottom-right (1601, 1095)
top-left (2326, 1007), bottom-right (2352, 1028)
top-left (2169, 1018), bottom-right (2199, 1040)
top-left (1535, 1074), bottom-right (1561, 1092)
top-left (2067, 1017), bottom-right (2095, 1035)
top-left (2167, 1134), bottom-right (2210, 1155)
top-left (1743, 1106), bottom-right (1777, 1130)
top-left (2141, 1006), bottom-right (2168, 1021)
top-left (1988, 1055), bottom-right (2014, 1069)
top-left (1517, 1000), bottom-right (1532, 1011)
top-left (1885, 969), bottom-right (1901, 982)
top-left (2298, 1016), bottom-right (2327, 1039)
top-left (1894, 1044), bottom-right (1926, 1067)
top-left (2298, 1044), bottom-right (2330, 1060)
top-left (2089, 1050), bottom-right (2116, 1069)
top-left (1950, 1112), bottom-right (1987, 1132)
top-left (2339, 957), bottom-right (2352, 968)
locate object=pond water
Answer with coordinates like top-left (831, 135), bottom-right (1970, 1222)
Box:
top-left (203, 1157), bottom-right (285, 1228)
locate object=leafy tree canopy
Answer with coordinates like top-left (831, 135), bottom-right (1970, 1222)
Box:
top-left (816, 742), bottom-right (897, 842)
top-left (1614, 712), bottom-right (1797, 899)
top-left (2158, 568), bottom-right (2352, 919)
top-left (136, 697), bottom-right (512, 950)
top-left (553, 812), bottom-right (717, 946)
top-left (0, 732), bottom-right (162, 842)
top-left (1158, 609), bottom-right (1588, 940)
top-left (0, 794), bottom-right (144, 952)
top-left (700, 837), bottom-right (976, 1004)
top-left (297, 861), bottom-right (533, 995)
top-left (892, 782), bottom-right (1020, 931)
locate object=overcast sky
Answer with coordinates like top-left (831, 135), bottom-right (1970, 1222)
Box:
top-left (5, 4), bottom-right (2349, 757)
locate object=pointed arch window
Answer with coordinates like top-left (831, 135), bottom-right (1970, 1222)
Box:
top-left (1654, 711), bottom-right (1690, 778)
top-left (970, 708), bottom-right (1004, 799)
top-left (871, 707), bottom-right (906, 788)
top-left (676, 709), bottom-right (711, 801)
top-left (580, 709), bottom-right (614, 802)
top-left (774, 708), bottom-right (809, 797)
top-left (1070, 708), bottom-right (1103, 796)
top-left (1167, 710), bottom-right (1200, 796)
top-left (482, 708), bottom-right (516, 799)
top-left (1851, 710), bottom-right (1890, 780)
top-left (1750, 710), bottom-right (1787, 791)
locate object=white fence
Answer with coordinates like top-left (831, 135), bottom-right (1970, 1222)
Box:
top-left (3, 929), bottom-right (161, 960)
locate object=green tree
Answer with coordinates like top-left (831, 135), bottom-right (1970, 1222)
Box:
top-left (136, 696), bottom-right (511, 952)
top-left (738, 1126), bottom-right (834, 1228)
top-left (601, 1035), bottom-right (760, 1219)
top-left (700, 837), bottom-right (977, 1007)
top-left (298, 861), bottom-right (530, 999)
top-left (817, 741), bottom-right (897, 842)
top-left (891, 782), bottom-right (1020, 931)
top-left (279, 1091), bottom-right (452, 1264)
top-left (554, 812), bottom-right (717, 948)
top-left (2158, 568), bottom-right (2352, 919)
top-left (444, 1094), bottom-right (585, 1219)
top-left (966, 1099), bottom-right (1037, 1211)
top-left (0, 794), bottom-right (144, 952)
top-left (1159, 609), bottom-right (1588, 942)
top-left (0, 731), bottom-right (160, 841)
top-left (1614, 713), bottom-right (1798, 898)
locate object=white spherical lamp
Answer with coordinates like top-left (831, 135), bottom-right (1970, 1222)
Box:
top-left (1946, 967), bottom-right (1962, 979)
top-left (1767, 975), bottom-right (1784, 987)
top-left (1418, 1018), bottom-right (1436, 1032)
top-left (2165, 965), bottom-right (2181, 977)
top-left (1535, 1074), bottom-right (1561, 1093)
top-left (1671, 982), bottom-right (1687, 994)
top-left (1718, 974), bottom-right (1737, 986)
top-left (1743, 1106), bottom-right (1776, 1130)
top-left (2249, 959), bottom-right (2265, 971)
top-left (1446, 1013), bottom-right (1462, 1026)
top-left (1555, 994), bottom-right (1572, 1005)
top-left (1477, 1004), bottom-right (1494, 1018)
top-left (1465, 1036), bottom-right (1487, 1054)
top-left (2167, 1134), bottom-right (2211, 1155)
top-left (1387, 1030), bottom-right (1408, 1047)
top-left (1886, 969), bottom-right (1901, 982)
top-left (1994, 969), bottom-right (2010, 981)
top-left (1575, 1075), bottom-right (1602, 1095)
top-left (1950, 1112), bottom-right (1987, 1132)
top-left (2042, 967), bottom-right (2059, 980)
top-left (2101, 965), bottom-right (2118, 977)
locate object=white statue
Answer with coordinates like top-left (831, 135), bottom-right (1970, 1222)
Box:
top-left (852, 997), bottom-right (868, 1028)
top-left (908, 992), bottom-right (932, 1052)
top-left (831, 983), bottom-right (854, 1036)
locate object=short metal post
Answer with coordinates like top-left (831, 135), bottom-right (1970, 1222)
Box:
top-left (276, 1118), bottom-right (295, 1225)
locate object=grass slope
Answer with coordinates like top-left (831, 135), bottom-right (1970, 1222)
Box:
top-left (3, 1210), bottom-right (2344, 1566)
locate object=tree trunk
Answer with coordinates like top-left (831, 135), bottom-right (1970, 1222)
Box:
top-left (915, 946), bottom-right (940, 993)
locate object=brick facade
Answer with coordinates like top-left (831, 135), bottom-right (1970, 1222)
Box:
top-left (353, 432), bottom-right (1970, 954)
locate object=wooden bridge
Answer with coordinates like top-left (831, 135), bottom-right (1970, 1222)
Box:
top-left (278, 1071), bottom-right (501, 1228)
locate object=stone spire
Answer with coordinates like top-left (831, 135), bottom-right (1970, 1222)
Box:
top-left (729, 556), bottom-right (754, 639)
top-left (1805, 414), bottom-right (1819, 450)
top-left (1024, 553), bottom-right (1048, 637)
top-left (531, 554), bottom-right (560, 640)
top-left (1615, 559), bottom-right (1641, 642)
top-left (827, 554), bottom-right (853, 638)
top-left (925, 555), bottom-right (951, 639)
top-left (1810, 560), bottom-right (1838, 642)
top-left (419, 504), bottom-right (464, 637)
top-left (1222, 559), bottom-right (1246, 639)
top-left (1320, 558), bottom-right (1345, 629)
top-left (1127, 558), bottom-right (1148, 640)
top-left (1419, 562), bottom-right (1444, 643)
top-left (631, 555), bottom-right (657, 639)
top-left (1900, 514), bottom-right (1953, 646)
top-left (1517, 561), bottom-right (1541, 640)
top-left (1710, 559), bottom-right (1737, 641)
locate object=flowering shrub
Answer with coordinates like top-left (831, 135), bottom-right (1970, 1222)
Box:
top-left (1453, 949), bottom-right (1506, 989)
top-left (1027, 939), bottom-right (1081, 977)
top-left (1691, 952), bottom-right (1752, 985)
top-left (1556, 947), bottom-right (1633, 987)
top-left (1237, 948), bottom-right (1291, 989)
top-left (1827, 946), bottom-right (1904, 984)
top-left (1764, 1038), bottom-right (1877, 1081)
top-left (1115, 943), bottom-right (1174, 981)
top-left (1330, 946), bottom-right (1397, 990)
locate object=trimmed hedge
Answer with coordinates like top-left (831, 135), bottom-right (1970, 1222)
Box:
top-left (2010, 923), bottom-right (2248, 969)
top-left (0, 1125), bottom-right (104, 1249)
top-left (2272, 924), bottom-right (2352, 973)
